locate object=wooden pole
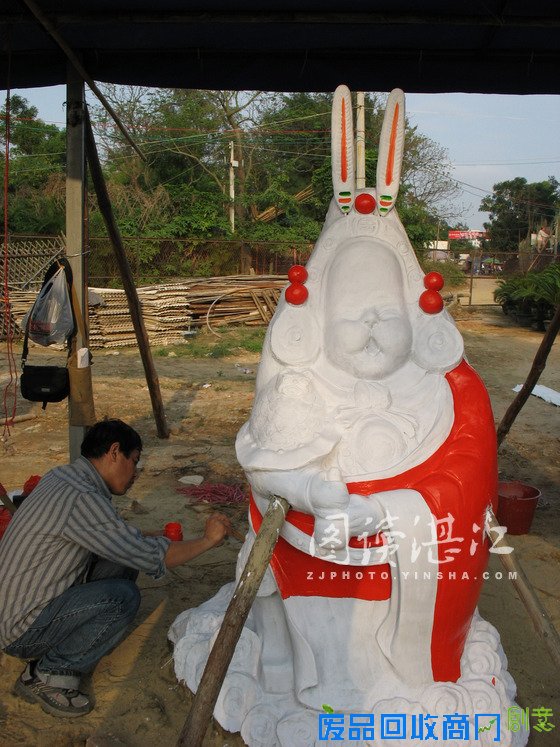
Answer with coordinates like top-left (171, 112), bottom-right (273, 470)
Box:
top-left (0, 489), bottom-right (17, 515)
top-left (66, 66), bottom-right (87, 461)
top-left (356, 92), bottom-right (366, 190)
top-left (486, 509), bottom-right (560, 669)
top-left (468, 248), bottom-right (477, 305)
top-left (20, 0), bottom-right (145, 161)
top-left (11, 412), bottom-right (37, 424)
top-left (83, 110), bottom-right (170, 439)
top-left (177, 495), bottom-right (290, 747)
top-left (497, 302), bottom-right (560, 445)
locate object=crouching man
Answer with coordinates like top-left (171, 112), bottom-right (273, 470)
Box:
top-left (0, 419), bottom-right (231, 718)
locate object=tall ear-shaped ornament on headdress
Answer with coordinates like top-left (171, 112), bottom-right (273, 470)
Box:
top-left (377, 88), bottom-right (405, 217)
top-left (332, 85), bottom-right (355, 215)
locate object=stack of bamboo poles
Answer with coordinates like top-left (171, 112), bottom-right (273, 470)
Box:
top-left (88, 287), bottom-right (140, 348)
top-left (183, 275), bottom-right (283, 329)
top-left (8, 276), bottom-right (288, 349)
top-left (253, 186), bottom-right (314, 223)
top-left (6, 290), bottom-right (36, 328)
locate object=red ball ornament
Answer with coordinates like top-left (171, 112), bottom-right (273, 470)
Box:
top-left (424, 271), bottom-right (444, 291)
top-left (288, 264), bottom-right (308, 284)
top-left (419, 289), bottom-right (444, 314)
top-left (354, 193), bottom-right (376, 214)
top-left (285, 283), bottom-right (308, 305)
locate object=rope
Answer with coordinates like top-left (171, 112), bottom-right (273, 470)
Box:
top-left (2, 66), bottom-right (18, 438)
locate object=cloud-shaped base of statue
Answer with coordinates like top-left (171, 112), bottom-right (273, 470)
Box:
top-left (170, 593), bottom-right (527, 747)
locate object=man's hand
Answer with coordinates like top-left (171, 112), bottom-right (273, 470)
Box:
top-left (204, 512), bottom-right (232, 548)
top-left (164, 512), bottom-right (232, 568)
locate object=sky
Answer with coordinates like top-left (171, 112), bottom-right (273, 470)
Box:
top-left (7, 84), bottom-right (560, 231)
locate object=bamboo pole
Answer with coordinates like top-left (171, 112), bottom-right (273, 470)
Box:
top-left (177, 495), bottom-right (289, 747)
top-left (83, 110), bottom-right (170, 439)
top-left (0, 493), bottom-right (17, 515)
top-left (0, 481), bottom-right (17, 515)
top-left (11, 412), bottom-right (37, 424)
top-left (486, 509), bottom-right (560, 669)
top-left (20, 0), bottom-right (145, 161)
top-left (497, 302), bottom-right (560, 445)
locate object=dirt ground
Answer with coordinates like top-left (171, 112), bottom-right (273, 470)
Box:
top-left (0, 305), bottom-right (559, 746)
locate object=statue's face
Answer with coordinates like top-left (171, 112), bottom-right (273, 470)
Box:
top-left (325, 242), bottom-right (412, 380)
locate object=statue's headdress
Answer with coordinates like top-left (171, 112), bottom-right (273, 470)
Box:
top-left (264, 86), bottom-right (464, 380)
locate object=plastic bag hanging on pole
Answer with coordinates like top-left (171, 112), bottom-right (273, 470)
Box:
top-left (22, 266), bottom-right (75, 346)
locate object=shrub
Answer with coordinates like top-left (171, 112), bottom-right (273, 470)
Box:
top-left (494, 264), bottom-right (559, 327)
top-left (420, 259), bottom-right (465, 289)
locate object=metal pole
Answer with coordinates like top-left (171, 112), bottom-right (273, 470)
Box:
top-left (66, 64), bottom-right (87, 460)
top-left (356, 92), bottom-right (366, 189)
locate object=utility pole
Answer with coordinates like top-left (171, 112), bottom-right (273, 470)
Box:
top-left (356, 92), bottom-right (366, 189)
top-left (229, 141), bottom-right (237, 233)
top-left (66, 64), bottom-right (87, 460)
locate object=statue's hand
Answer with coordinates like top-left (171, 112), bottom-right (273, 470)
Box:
top-left (247, 466), bottom-right (348, 516)
top-left (313, 493), bottom-right (385, 558)
top-left (345, 493), bottom-right (385, 536)
top-left (306, 471), bottom-right (350, 514)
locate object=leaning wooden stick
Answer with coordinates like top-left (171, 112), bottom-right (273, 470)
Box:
top-left (0, 481), bottom-right (17, 515)
top-left (177, 494), bottom-right (290, 747)
top-left (497, 302), bottom-right (560, 446)
top-left (486, 507), bottom-right (560, 669)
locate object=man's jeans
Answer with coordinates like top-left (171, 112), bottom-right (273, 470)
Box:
top-left (5, 559), bottom-right (140, 689)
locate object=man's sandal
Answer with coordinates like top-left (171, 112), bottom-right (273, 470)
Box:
top-left (14, 662), bottom-right (92, 718)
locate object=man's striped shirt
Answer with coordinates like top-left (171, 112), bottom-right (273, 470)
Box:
top-left (0, 456), bottom-right (169, 648)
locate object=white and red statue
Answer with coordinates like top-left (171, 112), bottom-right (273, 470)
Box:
top-left (171, 87), bottom-right (526, 747)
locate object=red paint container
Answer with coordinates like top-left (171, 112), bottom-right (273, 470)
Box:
top-left (0, 507), bottom-right (12, 541)
top-left (497, 481), bottom-right (540, 535)
top-left (163, 522), bottom-right (183, 541)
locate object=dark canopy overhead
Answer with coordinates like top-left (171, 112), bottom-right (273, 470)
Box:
top-left (1, 2), bottom-right (559, 94)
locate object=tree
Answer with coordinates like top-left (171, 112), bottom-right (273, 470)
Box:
top-left (480, 177), bottom-right (559, 254)
top-left (91, 87), bottom-right (274, 267)
top-left (85, 86), bottom-right (464, 276)
top-left (0, 95), bottom-right (66, 234)
top-left (252, 91), bottom-right (459, 253)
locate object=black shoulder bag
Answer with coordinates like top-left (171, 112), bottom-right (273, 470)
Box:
top-left (20, 261), bottom-right (73, 409)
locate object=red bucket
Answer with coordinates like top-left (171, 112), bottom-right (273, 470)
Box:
top-left (497, 481), bottom-right (540, 535)
top-left (0, 507), bottom-right (12, 541)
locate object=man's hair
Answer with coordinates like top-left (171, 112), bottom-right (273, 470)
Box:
top-left (81, 419), bottom-right (142, 459)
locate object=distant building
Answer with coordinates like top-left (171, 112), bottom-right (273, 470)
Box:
top-left (426, 240), bottom-right (450, 262)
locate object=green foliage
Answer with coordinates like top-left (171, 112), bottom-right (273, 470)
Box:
top-left (494, 264), bottom-right (560, 327)
top-left (480, 177), bottom-right (559, 253)
top-left (1, 95), bottom-right (66, 232)
top-left (398, 197), bottom-right (439, 255)
top-left (154, 326), bottom-right (266, 358)
top-left (494, 265), bottom-right (560, 306)
top-left (420, 259), bottom-right (466, 288)
top-left (5, 89), bottom-right (465, 283)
